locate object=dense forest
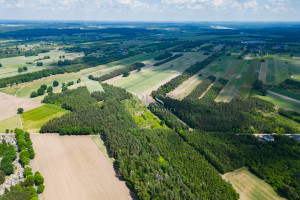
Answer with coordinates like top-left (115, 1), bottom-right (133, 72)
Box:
top-left (40, 85), bottom-right (239, 199)
top-left (181, 131), bottom-right (300, 199)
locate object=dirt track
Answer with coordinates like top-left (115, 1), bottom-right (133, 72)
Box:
top-left (31, 134), bottom-right (132, 200)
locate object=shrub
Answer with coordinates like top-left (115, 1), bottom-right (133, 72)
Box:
top-left (0, 170), bottom-right (6, 184)
top-left (24, 175), bottom-right (35, 186)
top-left (24, 167), bottom-right (33, 177)
top-left (1, 156), bottom-right (14, 175)
top-left (17, 108), bottom-right (24, 114)
top-left (53, 80), bottom-right (59, 87)
top-left (37, 184), bottom-right (45, 194)
top-left (30, 91), bottom-right (38, 98)
top-left (37, 88), bottom-right (45, 96)
top-left (47, 86), bottom-right (53, 93)
top-left (34, 172), bottom-right (44, 186)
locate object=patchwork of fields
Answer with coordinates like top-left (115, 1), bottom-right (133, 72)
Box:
top-left (110, 52), bottom-right (208, 94)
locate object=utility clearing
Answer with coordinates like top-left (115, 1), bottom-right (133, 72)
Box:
top-left (31, 134), bottom-right (132, 200)
top-left (223, 167), bottom-right (286, 200)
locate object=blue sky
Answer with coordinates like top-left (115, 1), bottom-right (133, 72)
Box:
top-left (0, 0), bottom-right (299, 21)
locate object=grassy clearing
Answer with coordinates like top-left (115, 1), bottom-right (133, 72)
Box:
top-left (21, 104), bottom-right (70, 132)
top-left (223, 167), bottom-right (286, 200)
top-left (208, 55), bottom-right (241, 78)
top-left (255, 93), bottom-right (300, 113)
top-left (82, 77), bottom-right (104, 93)
top-left (0, 115), bottom-right (21, 132)
top-left (111, 52), bottom-right (205, 94)
top-left (90, 136), bottom-right (114, 165)
top-left (123, 99), bottom-right (168, 129)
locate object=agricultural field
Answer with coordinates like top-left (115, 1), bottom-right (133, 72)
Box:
top-left (0, 115), bottom-right (21, 132)
top-left (31, 134), bottom-right (132, 200)
top-left (256, 93), bottom-right (300, 113)
top-left (0, 92), bottom-right (43, 121)
top-left (110, 52), bottom-right (207, 95)
top-left (223, 168), bottom-right (286, 200)
top-left (0, 50), bottom-right (83, 79)
top-left (21, 104), bottom-right (70, 133)
top-left (82, 77), bottom-right (104, 93)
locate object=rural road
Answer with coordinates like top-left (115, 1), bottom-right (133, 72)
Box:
top-left (268, 91), bottom-right (300, 104)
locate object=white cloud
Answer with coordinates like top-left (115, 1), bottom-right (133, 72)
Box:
top-left (243, 0), bottom-right (258, 11)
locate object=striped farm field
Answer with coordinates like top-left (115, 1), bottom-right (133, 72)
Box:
top-left (21, 104), bottom-right (70, 132)
top-left (259, 61), bottom-right (268, 84)
top-left (83, 77), bottom-right (104, 93)
top-left (110, 52), bottom-right (207, 94)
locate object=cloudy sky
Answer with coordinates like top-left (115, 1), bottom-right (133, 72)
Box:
top-left (0, 0), bottom-right (299, 21)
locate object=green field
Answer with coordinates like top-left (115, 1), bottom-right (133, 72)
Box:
top-left (0, 50), bottom-right (83, 79)
top-left (0, 115), bottom-right (22, 132)
top-left (270, 88), bottom-right (300, 101)
top-left (83, 77), bottom-right (104, 93)
top-left (223, 167), bottom-right (286, 200)
top-left (21, 104), bottom-right (70, 132)
top-left (111, 52), bottom-right (205, 94)
top-left (256, 93), bottom-right (300, 113)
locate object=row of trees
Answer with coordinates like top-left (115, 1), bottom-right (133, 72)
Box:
top-left (0, 68), bottom-right (65, 88)
top-left (15, 130), bottom-right (35, 166)
top-left (30, 84), bottom-right (53, 98)
top-left (153, 53), bottom-right (183, 66)
top-left (92, 62), bottom-right (145, 82)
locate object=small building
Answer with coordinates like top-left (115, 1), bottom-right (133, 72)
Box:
top-left (263, 135), bottom-right (274, 142)
top-left (292, 135), bottom-right (300, 143)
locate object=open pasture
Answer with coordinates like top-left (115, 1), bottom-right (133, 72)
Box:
top-left (110, 52), bottom-right (207, 94)
top-left (223, 167), bottom-right (286, 200)
top-left (21, 104), bottom-right (70, 133)
top-left (31, 134), bottom-right (132, 200)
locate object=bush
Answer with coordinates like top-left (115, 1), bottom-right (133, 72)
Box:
top-left (1, 156), bottom-right (14, 175)
top-left (40, 84), bottom-right (47, 90)
top-left (24, 175), bottom-right (35, 186)
top-left (24, 167), bottom-right (33, 177)
top-left (36, 62), bottom-right (43, 66)
top-left (34, 172), bottom-right (44, 186)
top-left (37, 184), bottom-right (45, 194)
top-left (27, 186), bottom-right (37, 198)
top-left (53, 80), bottom-right (59, 87)
top-left (30, 91), bottom-right (38, 98)
top-left (37, 88), bottom-right (45, 96)
top-left (5, 129), bottom-right (9, 133)
top-left (47, 86), bottom-right (53, 93)
top-left (0, 170), bottom-right (6, 184)
top-left (17, 108), bottom-right (24, 114)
